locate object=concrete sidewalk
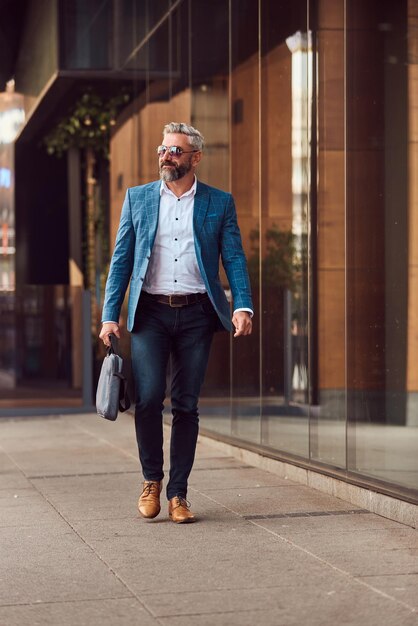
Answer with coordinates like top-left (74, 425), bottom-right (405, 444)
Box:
top-left (0, 413), bottom-right (417, 626)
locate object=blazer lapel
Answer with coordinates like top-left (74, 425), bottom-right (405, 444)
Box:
top-left (145, 182), bottom-right (161, 250)
top-left (193, 181), bottom-right (210, 236)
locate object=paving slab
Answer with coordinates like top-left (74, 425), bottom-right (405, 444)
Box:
top-left (143, 583), bottom-right (418, 625)
top-left (0, 524), bottom-right (131, 605)
top-left (31, 474), bottom-right (140, 521)
top-left (355, 573), bottom-right (418, 609)
top-left (0, 452), bottom-right (30, 490)
top-left (0, 417), bottom-right (138, 478)
top-left (195, 484), bottom-right (360, 515)
top-left (157, 599), bottom-right (418, 626)
top-left (311, 546), bottom-right (418, 577)
top-left (0, 598), bottom-right (157, 626)
top-left (0, 491), bottom-right (66, 528)
top-left (189, 466), bottom-right (291, 490)
top-left (4, 445), bottom-right (137, 478)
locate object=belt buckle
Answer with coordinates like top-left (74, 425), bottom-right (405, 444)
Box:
top-left (168, 295), bottom-right (184, 308)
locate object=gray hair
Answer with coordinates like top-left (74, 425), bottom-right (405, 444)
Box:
top-left (163, 122), bottom-right (204, 151)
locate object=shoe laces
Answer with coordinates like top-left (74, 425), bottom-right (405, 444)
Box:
top-left (172, 496), bottom-right (191, 510)
top-left (141, 481), bottom-right (160, 498)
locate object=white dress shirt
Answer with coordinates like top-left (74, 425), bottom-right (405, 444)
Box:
top-left (143, 178), bottom-right (206, 294)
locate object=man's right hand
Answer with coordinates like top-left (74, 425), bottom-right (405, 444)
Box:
top-left (99, 322), bottom-right (121, 347)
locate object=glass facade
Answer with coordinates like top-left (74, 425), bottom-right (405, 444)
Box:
top-left (2, 0), bottom-right (416, 500)
top-left (106, 0), bottom-right (418, 501)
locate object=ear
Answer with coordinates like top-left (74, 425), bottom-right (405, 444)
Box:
top-left (192, 151), bottom-right (202, 167)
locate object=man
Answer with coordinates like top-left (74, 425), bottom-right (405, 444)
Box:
top-left (99, 122), bottom-right (252, 523)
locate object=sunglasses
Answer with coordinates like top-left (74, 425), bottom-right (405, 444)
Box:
top-left (157, 145), bottom-right (199, 157)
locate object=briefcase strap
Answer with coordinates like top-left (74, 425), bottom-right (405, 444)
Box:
top-left (114, 372), bottom-right (131, 412)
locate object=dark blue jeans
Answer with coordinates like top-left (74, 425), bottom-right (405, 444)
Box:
top-left (131, 295), bottom-right (217, 500)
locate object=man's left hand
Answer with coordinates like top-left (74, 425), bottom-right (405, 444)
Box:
top-left (232, 311), bottom-right (252, 337)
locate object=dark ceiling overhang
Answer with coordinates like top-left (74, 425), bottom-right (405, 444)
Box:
top-left (14, 67), bottom-right (183, 146)
top-left (14, 72), bottom-right (145, 146)
top-left (0, 0), bottom-right (28, 88)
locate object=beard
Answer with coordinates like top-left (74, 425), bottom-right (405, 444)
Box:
top-left (159, 157), bottom-right (193, 182)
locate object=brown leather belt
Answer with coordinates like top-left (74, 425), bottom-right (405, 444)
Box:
top-left (142, 291), bottom-right (209, 308)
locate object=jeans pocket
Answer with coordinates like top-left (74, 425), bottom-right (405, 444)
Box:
top-left (199, 298), bottom-right (215, 316)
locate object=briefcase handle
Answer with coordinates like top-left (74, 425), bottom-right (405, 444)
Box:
top-left (108, 333), bottom-right (119, 356)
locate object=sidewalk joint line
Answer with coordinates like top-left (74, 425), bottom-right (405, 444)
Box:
top-left (28, 470), bottom-right (139, 479)
top-left (0, 595), bottom-right (135, 609)
top-left (243, 509), bottom-right (371, 520)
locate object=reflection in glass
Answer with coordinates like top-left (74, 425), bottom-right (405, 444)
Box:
top-left (346, 0), bottom-right (418, 491)
top-left (191, 0), bottom-right (231, 435)
top-left (310, 0), bottom-right (347, 468)
top-left (230, 0), bottom-right (261, 444)
top-left (260, 0), bottom-right (310, 458)
top-left (60, 0), bottom-right (112, 70)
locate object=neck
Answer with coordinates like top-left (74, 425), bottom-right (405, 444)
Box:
top-left (165, 172), bottom-right (195, 197)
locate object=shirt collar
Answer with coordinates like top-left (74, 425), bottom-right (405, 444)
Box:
top-left (160, 176), bottom-right (197, 198)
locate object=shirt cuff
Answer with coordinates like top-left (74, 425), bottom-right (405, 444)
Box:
top-left (102, 321), bottom-right (119, 325)
top-left (233, 308), bottom-right (254, 318)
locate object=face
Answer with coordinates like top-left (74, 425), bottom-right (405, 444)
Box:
top-left (158, 133), bottom-right (201, 182)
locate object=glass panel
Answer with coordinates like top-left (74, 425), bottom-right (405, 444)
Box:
top-left (309, 0), bottom-right (346, 467)
top-left (60, 0), bottom-right (113, 70)
top-left (14, 1), bottom-right (58, 117)
top-left (260, 0), bottom-right (310, 457)
top-left (116, 0), bottom-right (171, 71)
top-left (190, 0), bottom-right (231, 436)
top-left (346, 0), bottom-right (418, 492)
top-left (230, 0), bottom-right (261, 444)
top-left (0, 285), bottom-right (83, 408)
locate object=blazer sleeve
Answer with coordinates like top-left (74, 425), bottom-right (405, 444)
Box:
top-left (219, 194), bottom-right (253, 311)
top-left (101, 189), bottom-right (136, 323)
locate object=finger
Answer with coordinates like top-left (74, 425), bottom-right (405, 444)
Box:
top-left (234, 322), bottom-right (252, 337)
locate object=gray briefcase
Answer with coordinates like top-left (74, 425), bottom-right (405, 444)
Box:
top-left (96, 335), bottom-right (131, 421)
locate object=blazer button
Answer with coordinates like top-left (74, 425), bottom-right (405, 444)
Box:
top-left (146, 256), bottom-right (150, 260)
top-left (140, 277), bottom-right (144, 281)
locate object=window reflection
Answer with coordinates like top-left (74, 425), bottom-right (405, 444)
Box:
top-left (346, 0), bottom-right (418, 491)
top-left (260, 0), bottom-right (310, 457)
top-left (230, 0), bottom-right (261, 443)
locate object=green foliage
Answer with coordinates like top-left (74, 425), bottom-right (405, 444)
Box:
top-left (247, 225), bottom-right (301, 292)
top-left (43, 90), bottom-right (130, 157)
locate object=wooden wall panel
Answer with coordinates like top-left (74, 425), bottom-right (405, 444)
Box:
top-left (318, 269), bottom-right (345, 388)
top-left (316, 1), bottom-right (346, 394)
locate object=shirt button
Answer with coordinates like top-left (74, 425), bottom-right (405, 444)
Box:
top-left (177, 198), bottom-right (180, 201)
top-left (174, 280), bottom-right (177, 283)
top-left (174, 238), bottom-right (178, 241)
top-left (175, 259), bottom-right (178, 262)
top-left (175, 218), bottom-right (178, 220)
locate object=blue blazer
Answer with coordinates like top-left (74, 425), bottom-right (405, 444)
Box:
top-left (101, 180), bottom-right (253, 332)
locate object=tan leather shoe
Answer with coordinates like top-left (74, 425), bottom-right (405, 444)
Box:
top-left (168, 496), bottom-right (196, 523)
top-left (138, 480), bottom-right (162, 519)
